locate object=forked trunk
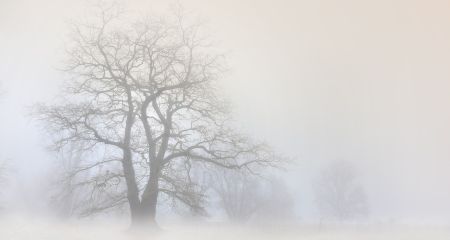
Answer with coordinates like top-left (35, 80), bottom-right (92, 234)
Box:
top-left (129, 165), bottom-right (160, 230)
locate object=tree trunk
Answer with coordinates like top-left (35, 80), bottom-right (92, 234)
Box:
top-left (121, 148), bottom-right (142, 225)
top-left (130, 163), bottom-right (160, 229)
top-left (140, 166), bottom-right (160, 216)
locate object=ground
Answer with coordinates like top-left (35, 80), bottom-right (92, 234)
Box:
top-left (1, 217), bottom-right (449, 240)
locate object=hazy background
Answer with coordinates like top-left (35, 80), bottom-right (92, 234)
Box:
top-left (1, 0), bottom-right (450, 224)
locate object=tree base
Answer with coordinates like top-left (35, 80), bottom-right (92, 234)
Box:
top-left (128, 219), bottom-right (162, 235)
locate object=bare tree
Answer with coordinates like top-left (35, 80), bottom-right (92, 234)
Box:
top-left (35, 5), bottom-right (280, 228)
top-left (209, 170), bottom-right (295, 223)
top-left (209, 169), bottom-right (263, 222)
top-left (0, 82), bottom-right (4, 97)
top-left (313, 160), bottom-right (369, 222)
top-left (46, 144), bottom-right (128, 219)
top-left (254, 177), bottom-right (295, 223)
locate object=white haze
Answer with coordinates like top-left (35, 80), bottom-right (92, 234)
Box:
top-left (1, 0), bottom-right (450, 238)
top-left (1, 217), bottom-right (450, 240)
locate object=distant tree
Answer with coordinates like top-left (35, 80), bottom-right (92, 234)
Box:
top-left (313, 161), bottom-right (369, 222)
top-left (35, 4), bottom-right (281, 228)
top-left (0, 156), bottom-right (8, 213)
top-left (0, 81), bottom-right (5, 97)
top-left (0, 161), bottom-right (6, 189)
top-left (209, 169), bottom-right (263, 222)
top-left (254, 177), bottom-right (295, 222)
top-left (47, 144), bottom-right (128, 219)
top-left (209, 170), bottom-right (294, 223)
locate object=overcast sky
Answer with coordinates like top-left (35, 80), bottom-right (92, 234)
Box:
top-left (2, 0), bottom-right (450, 223)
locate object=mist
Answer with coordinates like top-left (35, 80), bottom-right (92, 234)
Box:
top-left (1, 0), bottom-right (450, 238)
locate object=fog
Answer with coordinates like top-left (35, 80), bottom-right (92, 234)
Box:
top-left (1, 0), bottom-right (450, 238)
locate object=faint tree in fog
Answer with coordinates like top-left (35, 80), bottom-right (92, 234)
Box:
top-left (35, 4), bottom-right (281, 228)
top-left (0, 82), bottom-right (4, 97)
top-left (0, 159), bottom-right (8, 213)
top-left (313, 161), bottom-right (369, 222)
top-left (47, 144), bottom-right (128, 219)
top-left (209, 171), bottom-right (294, 223)
top-left (48, 151), bottom-right (82, 218)
top-left (254, 177), bottom-right (295, 222)
top-left (209, 169), bottom-right (263, 222)
top-left (0, 161), bottom-right (6, 189)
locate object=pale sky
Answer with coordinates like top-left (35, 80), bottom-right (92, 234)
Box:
top-left (2, 0), bottom-right (450, 222)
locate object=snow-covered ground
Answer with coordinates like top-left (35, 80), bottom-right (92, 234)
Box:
top-left (1, 216), bottom-right (449, 240)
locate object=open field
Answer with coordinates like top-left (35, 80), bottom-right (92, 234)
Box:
top-left (1, 217), bottom-right (449, 240)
